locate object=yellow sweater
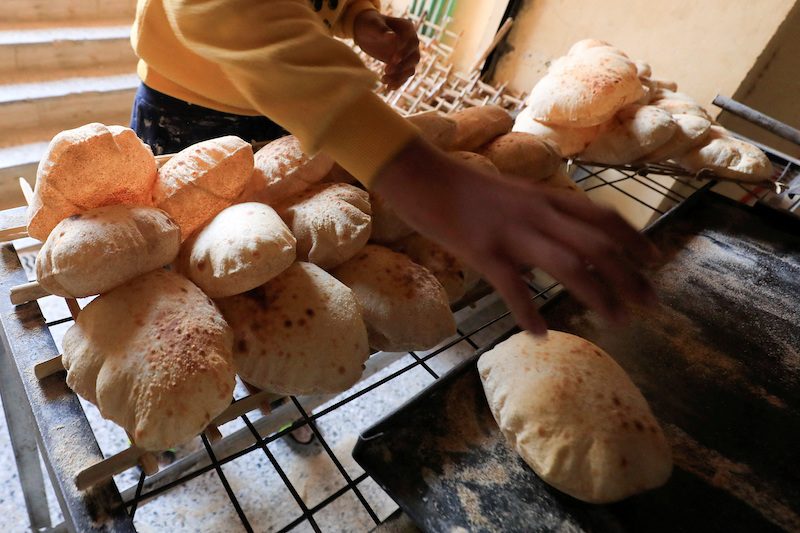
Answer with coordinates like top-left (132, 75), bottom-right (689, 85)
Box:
top-left (131, 0), bottom-right (418, 185)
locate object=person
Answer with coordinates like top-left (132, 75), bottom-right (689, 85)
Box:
top-left (130, 0), bottom-right (658, 337)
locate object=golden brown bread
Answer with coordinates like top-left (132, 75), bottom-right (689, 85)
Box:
top-left (478, 331), bottom-right (672, 503)
top-left (36, 205), bottom-right (180, 298)
top-left (278, 183), bottom-right (372, 269)
top-left (62, 270), bottom-right (236, 451)
top-left (178, 202), bottom-right (296, 298)
top-left (153, 136), bottom-right (254, 241)
top-left (449, 105), bottom-right (514, 151)
top-left (525, 47), bottom-right (644, 127)
top-left (26, 123), bottom-right (157, 241)
top-left (243, 135), bottom-right (335, 204)
top-left (407, 111), bottom-right (458, 150)
top-left (513, 106), bottom-right (600, 157)
top-left (216, 262), bottom-right (370, 395)
top-left (478, 132), bottom-right (562, 182)
top-left (332, 245), bottom-right (456, 352)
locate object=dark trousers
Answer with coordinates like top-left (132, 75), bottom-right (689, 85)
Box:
top-left (129, 83), bottom-right (287, 155)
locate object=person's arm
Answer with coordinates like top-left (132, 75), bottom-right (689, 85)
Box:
top-left (163, 0), bottom-right (657, 332)
top-left (372, 138), bottom-right (659, 334)
top-left (163, 0), bottom-right (417, 184)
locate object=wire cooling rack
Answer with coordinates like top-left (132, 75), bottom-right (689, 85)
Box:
top-left (2, 145), bottom-right (798, 532)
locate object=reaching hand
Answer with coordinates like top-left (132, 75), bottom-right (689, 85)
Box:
top-left (353, 10), bottom-right (421, 89)
top-left (373, 139), bottom-right (659, 335)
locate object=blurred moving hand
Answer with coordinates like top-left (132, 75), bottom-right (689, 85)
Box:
top-left (373, 138), bottom-right (660, 335)
top-left (353, 10), bottom-right (421, 89)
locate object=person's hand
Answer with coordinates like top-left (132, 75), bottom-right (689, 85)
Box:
top-left (373, 138), bottom-right (660, 335)
top-left (353, 10), bottom-right (420, 89)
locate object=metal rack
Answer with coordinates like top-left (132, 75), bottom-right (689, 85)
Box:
top-left (4, 150), bottom-right (797, 532)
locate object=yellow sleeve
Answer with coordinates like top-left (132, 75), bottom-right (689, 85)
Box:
top-left (163, 0), bottom-right (417, 186)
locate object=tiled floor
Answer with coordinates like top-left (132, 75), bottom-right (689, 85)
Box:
top-left (0, 244), bottom-right (517, 532)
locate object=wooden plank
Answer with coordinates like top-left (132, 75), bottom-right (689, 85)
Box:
top-left (0, 243), bottom-right (134, 531)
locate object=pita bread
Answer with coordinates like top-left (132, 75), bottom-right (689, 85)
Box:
top-left (320, 163), bottom-right (359, 186)
top-left (279, 183), bottom-right (371, 269)
top-left (36, 205), bottom-right (180, 298)
top-left (675, 126), bottom-right (774, 182)
top-left (450, 105), bottom-right (514, 151)
top-left (640, 114), bottom-right (712, 163)
top-left (392, 234), bottom-right (480, 303)
top-left (567, 39), bottom-right (628, 58)
top-left (332, 245), bottom-right (455, 352)
top-left (478, 331), bottom-right (672, 503)
top-left (154, 136), bottom-right (253, 241)
top-left (581, 105), bottom-right (677, 164)
top-left (369, 193), bottom-right (415, 244)
top-left (652, 98), bottom-right (713, 122)
top-left (178, 202), bottom-right (296, 298)
top-left (26, 123), bottom-right (157, 241)
top-left (407, 111), bottom-right (458, 150)
top-left (62, 270), bottom-right (235, 451)
top-left (644, 79), bottom-right (678, 93)
top-left (526, 48), bottom-right (644, 127)
top-left (216, 262), bottom-right (369, 395)
top-left (513, 106), bottom-right (600, 157)
top-left (243, 135), bottom-right (334, 204)
top-left (478, 132), bottom-right (562, 182)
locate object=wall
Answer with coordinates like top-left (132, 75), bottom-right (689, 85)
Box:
top-left (718, 2), bottom-right (800, 158)
top-left (447, 0), bottom-right (509, 72)
top-left (492, 0), bottom-right (797, 110)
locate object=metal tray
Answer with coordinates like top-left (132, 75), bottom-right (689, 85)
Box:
top-left (353, 190), bottom-right (800, 533)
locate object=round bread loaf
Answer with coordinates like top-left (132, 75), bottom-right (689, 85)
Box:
top-left (215, 262), bottom-right (369, 395)
top-left (641, 113), bottom-right (712, 163)
top-left (478, 132), bottom-right (563, 182)
top-left (567, 38), bottom-right (629, 58)
top-left (526, 48), bottom-right (644, 127)
top-left (369, 193), bottom-right (415, 244)
top-left (154, 136), bottom-right (254, 241)
top-left (652, 98), bottom-right (713, 122)
top-left (62, 270), bottom-right (236, 451)
top-left (244, 135), bottom-right (334, 205)
top-left (449, 151), bottom-right (500, 174)
top-left (36, 205), bottom-right (180, 298)
top-left (27, 123), bottom-right (157, 241)
top-left (581, 105), bottom-right (677, 164)
top-left (449, 105), bottom-right (514, 151)
top-left (513, 107), bottom-right (599, 157)
top-left (279, 183), bottom-right (371, 269)
top-left (407, 111), bottom-right (458, 150)
top-left (178, 202), bottom-right (296, 298)
top-left (478, 331), bottom-right (672, 503)
top-left (643, 79), bottom-right (678, 94)
top-left (332, 245), bottom-right (456, 352)
top-left (392, 234), bottom-right (480, 303)
top-left (675, 126), bottom-right (774, 182)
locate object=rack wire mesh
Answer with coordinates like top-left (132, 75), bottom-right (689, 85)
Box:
top-left (4, 143), bottom-right (797, 531)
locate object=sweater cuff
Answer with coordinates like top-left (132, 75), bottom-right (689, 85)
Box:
top-left (318, 91), bottom-right (418, 188)
top-left (337, 0), bottom-right (380, 39)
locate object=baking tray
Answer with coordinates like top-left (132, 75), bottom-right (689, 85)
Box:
top-left (353, 189), bottom-right (800, 533)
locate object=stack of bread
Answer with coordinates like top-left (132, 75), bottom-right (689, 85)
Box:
top-left (514, 39), bottom-right (774, 183)
top-left (36, 109), bottom-right (574, 449)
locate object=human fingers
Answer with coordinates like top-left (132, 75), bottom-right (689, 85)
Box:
top-left (507, 225), bottom-right (625, 323)
top-left (532, 206), bottom-right (657, 307)
top-left (549, 192), bottom-right (660, 265)
top-left (383, 66), bottom-right (416, 89)
top-left (479, 255), bottom-right (548, 335)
